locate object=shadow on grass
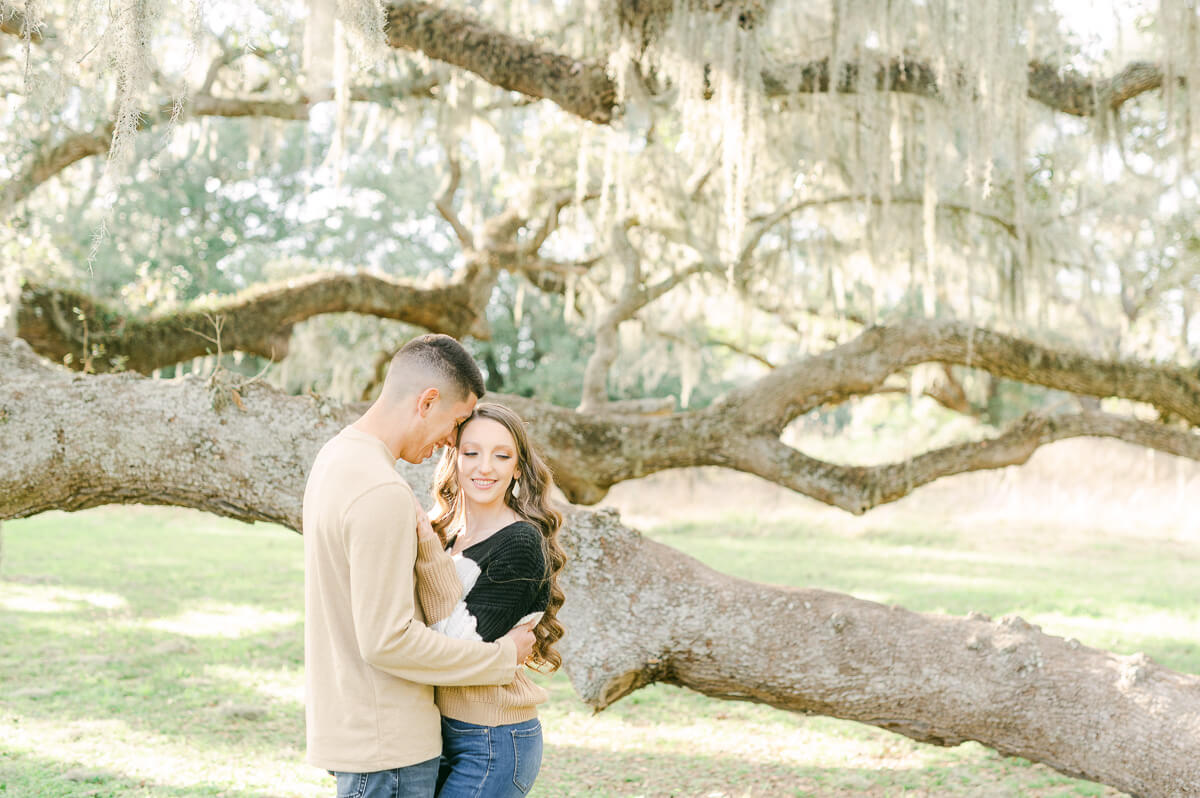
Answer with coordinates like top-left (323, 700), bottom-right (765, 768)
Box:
top-left (1, 605), bottom-right (305, 752)
top-left (529, 742), bottom-right (1119, 798)
top-left (0, 749), bottom-right (298, 798)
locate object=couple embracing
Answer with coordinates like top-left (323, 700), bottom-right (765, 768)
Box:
top-left (302, 334), bottom-right (566, 798)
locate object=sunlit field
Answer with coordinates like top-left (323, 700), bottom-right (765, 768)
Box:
top-left (2, 440), bottom-right (1197, 797)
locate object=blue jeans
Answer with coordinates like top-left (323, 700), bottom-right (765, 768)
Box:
top-left (436, 717), bottom-right (543, 798)
top-left (331, 757), bottom-right (440, 798)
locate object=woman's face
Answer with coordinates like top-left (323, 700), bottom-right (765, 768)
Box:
top-left (456, 417), bottom-right (519, 507)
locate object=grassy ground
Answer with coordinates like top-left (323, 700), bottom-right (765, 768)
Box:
top-left (2, 463), bottom-right (1197, 796)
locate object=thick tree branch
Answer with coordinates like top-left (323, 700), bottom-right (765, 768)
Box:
top-left (15, 185), bottom-right (585, 374)
top-left (492, 387), bottom-right (1200, 512)
top-left (383, 1), bottom-right (617, 124)
top-left (0, 127), bottom-right (114, 216)
top-left (737, 320), bottom-right (1200, 433)
top-left (491, 320), bottom-right (1200, 505)
top-left (1026, 59), bottom-right (1165, 117)
top-left (563, 509), bottom-right (1200, 798)
top-left (2, 340), bottom-right (1197, 798)
top-left (727, 411), bottom-right (1200, 514)
top-left (382, 2), bottom-right (1175, 125)
top-left (0, 3), bottom-right (47, 43)
top-left (773, 56), bottom-right (1169, 118)
top-left (18, 279), bottom-right (1200, 507)
top-left (16, 269), bottom-right (496, 373)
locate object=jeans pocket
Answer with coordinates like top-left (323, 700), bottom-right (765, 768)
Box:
top-left (510, 721), bottom-right (543, 794)
top-left (442, 717), bottom-right (489, 737)
top-left (333, 771), bottom-right (367, 798)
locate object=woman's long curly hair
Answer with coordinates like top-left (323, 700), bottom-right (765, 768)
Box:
top-left (431, 402), bottom-right (566, 673)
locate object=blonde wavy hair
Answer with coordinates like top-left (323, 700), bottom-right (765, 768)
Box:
top-left (431, 402), bottom-right (566, 672)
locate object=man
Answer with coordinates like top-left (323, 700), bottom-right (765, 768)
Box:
top-left (303, 333), bottom-right (536, 797)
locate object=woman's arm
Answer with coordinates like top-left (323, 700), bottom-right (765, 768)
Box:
top-left (414, 505), bottom-right (462, 625)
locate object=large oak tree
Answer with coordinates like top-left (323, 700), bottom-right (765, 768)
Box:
top-left (3, 1), bottom-right (1199, 795)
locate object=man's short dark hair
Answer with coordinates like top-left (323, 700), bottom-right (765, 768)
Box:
top-left (393, 334), bottom-right (485, 401)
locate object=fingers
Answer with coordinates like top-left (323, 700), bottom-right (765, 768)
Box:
top-left (414, 505), bottom-right (436, 540)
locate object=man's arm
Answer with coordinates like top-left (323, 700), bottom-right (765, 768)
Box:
top-left (343, 483), bottom-right (521, 686)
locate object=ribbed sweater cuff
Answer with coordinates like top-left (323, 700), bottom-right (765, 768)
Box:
top-left (415, 536), bottom-right (461, 624)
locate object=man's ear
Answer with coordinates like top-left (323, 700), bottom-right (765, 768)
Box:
top-left (417, 387), bottom-right (440, 416)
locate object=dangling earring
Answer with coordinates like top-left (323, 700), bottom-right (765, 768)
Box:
top-left (511, 478), bottom-right (521, 499)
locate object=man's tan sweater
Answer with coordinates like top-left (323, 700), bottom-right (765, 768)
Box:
top-left (303, 426), bottom-right (519, 773)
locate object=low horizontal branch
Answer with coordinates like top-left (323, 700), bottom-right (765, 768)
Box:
top-left (563, 509), bottom-right (1200, 798)
top-left (17, 269), bottom-right (496, 373)
top-left (743, 321), bottom-right (1200, 433)
top-left (14, 310), bottom-right (1200, 510)
top-left (731, 411), bottom-right (1200, 514)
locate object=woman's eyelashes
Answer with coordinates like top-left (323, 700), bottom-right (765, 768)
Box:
top-left (460, 450), bottom-right (511, 460)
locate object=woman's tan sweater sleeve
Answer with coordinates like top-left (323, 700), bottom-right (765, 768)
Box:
top-left (415, 536), bottom-right (462, 624)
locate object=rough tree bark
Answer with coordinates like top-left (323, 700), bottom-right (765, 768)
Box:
top-left (15, 268), bottom-right (497, 374)
top-left (0, 3), bottom-right (47, 42)
top-left (12, 296), bottom-right (1200, 507)
top-left (504, 320), bottom-right (1200, 506)
top-left (13, 178), bottom-right (586, 374)
top-left (1, 334), bottom-right (1197, 798)
top-left (382, 1), bottom-right (1173, 124)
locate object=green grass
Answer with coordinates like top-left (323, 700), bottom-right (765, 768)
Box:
top-left (2, 506), bottom-right (1195, 797)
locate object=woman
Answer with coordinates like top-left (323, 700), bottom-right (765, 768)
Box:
top-left (414, 402), bottom-right (567, 798)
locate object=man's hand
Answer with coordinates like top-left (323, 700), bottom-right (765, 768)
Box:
top-left (415, 505), bottom-right (437, 542)
top-left (502, 621), bottom-right (537, 666)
